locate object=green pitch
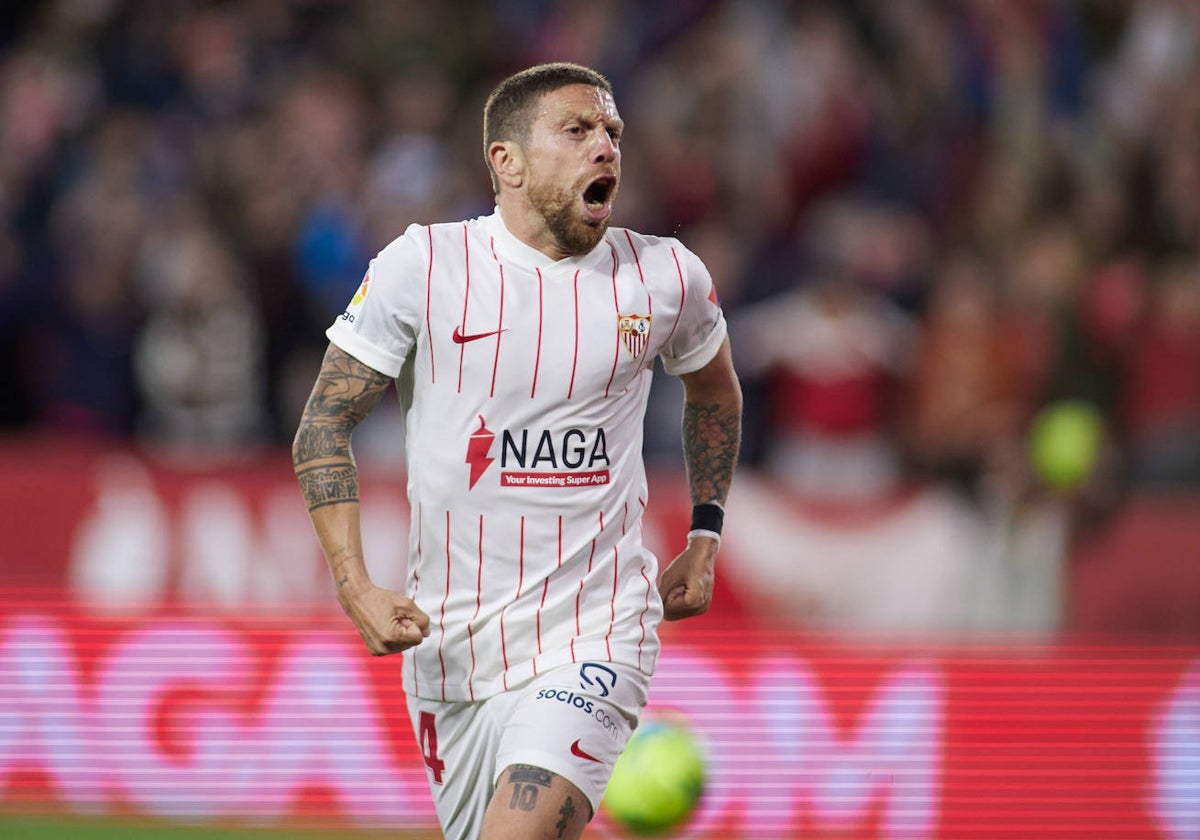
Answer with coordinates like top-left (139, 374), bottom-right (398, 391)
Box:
top-left (0, 814), bottom-right (442, 839)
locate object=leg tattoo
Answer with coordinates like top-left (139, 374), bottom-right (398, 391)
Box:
top-left (556, 795), bottom-right (577, 837)
top-left (506, 765), bottom-right (552, 813)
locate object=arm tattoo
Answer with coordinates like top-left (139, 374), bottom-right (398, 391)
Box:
top-left (292, 422), bottom-right (340, 462)
top-left (296, 464), bottom-right (360, 511)
top-left (682, 399), bottom-right (740, 506)
top-left (293, 346), bottom-right (392, 511)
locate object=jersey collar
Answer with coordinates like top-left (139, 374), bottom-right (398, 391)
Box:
top-left (486, 208), bottom-right (613, 273)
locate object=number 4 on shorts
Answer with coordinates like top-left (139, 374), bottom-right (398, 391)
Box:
top-left (419, 711), bottom-right (446, 784)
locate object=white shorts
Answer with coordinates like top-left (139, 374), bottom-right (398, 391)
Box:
top-left (406, 661), bottom-right (650, 838)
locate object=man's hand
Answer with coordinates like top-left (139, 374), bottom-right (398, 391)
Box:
top-left (658, 537), bottom-right (718, 621)
top-left (339, 584), bottom-right (431, 655)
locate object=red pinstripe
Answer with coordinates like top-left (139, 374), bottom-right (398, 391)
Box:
top-left (567, 270), bottom-right (580, 399)
top-left (412, 505), bottom-right (423, 697)
top-left (603, 243), bottom-right (620, 398)
top-left (500, 516), bottom-right (525, 690)
top-left (490, 261), bottom-right (505, 398)
top-left (424, 227), bottom-right (436, 383)
top-left (531, 268), bottom-right (544, 398)
top-left (636, 497), bottom-right (651, 669)
top-left (535, 515), bottom-right (562, 662)
top-left (603, 502), bottom-right (628, 659)
top-left (437, 511), bottom-right (452, 701)
top-left (572, 510), bottom-right (602, 662)
top-left (535, 575), bottom-right (546, 672)
top-left (665, 247), bottom-right (687, 345)
top-left (637, 564), bottom-right (652, 671)
top-left (456, 224), bottom-right (470, 393)
top-left (465, 515), bottom-right (484, 701)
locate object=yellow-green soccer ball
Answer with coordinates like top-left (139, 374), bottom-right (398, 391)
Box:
top-left (602, 718), bottom-right (705, 835)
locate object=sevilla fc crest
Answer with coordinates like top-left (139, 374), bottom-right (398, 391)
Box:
top-left (618, 313), bottom-right (651, 359)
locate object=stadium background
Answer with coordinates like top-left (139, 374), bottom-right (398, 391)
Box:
top-left (1, 1), bottom-right (1198, 838)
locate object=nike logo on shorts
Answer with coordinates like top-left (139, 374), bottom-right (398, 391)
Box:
top-left (570, 739), bottom-right (602, 763)
top-left (452, 326), bottom-right (506, 344)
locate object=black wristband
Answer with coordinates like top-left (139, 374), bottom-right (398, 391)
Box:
top-left (689, 502), bottom-right (725, 535)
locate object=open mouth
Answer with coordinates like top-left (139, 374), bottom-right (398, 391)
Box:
top-left (583, 176), bottom-right (616, 213)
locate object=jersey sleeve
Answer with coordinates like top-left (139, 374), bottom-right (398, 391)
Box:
top-left (325, 224), bottom-right (427, 378)
top-left (659, 244), bottom-right (728, 376)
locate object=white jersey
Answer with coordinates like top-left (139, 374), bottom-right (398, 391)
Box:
top-left (327, 209), bottom-right (727, 702)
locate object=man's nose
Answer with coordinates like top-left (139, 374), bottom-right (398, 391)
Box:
top-left (591, 131), bottom-right (618, 162)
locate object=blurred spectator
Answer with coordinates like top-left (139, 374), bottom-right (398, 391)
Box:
top-left (364, 63), bottom-right (461, 241)
top-left (0, 0), bottom-right (1197, 637)
top-left (1001, 217), bottom-right (1095, 405)
top-left (34, 109), bottom-right (156, 435)
top-left (0, 0), bottom-right (1193, 467)
top-left (35, 238), bottom-right (139, 436)
top-left (732, 198), bottom-right (918, 500)
top-left (1122, 256), bottom-right (1200, 485)
top-left (902, 250), bottom-right (1029, 499)
top-left (855, 0), bottom-right (985, 223)
top-left (132, 211), bottom-right (267, 451)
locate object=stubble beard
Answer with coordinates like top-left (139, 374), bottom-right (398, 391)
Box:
top-left (528, 178), bottom-right (609, 257)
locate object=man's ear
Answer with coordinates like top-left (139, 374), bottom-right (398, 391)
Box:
top-left (488, 140), bottom-right (525, 189)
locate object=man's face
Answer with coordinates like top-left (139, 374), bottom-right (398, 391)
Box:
top-left (523, 84), bottom-right (623, 256)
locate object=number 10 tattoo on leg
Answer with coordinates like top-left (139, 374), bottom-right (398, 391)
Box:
top-left (504, 764), bottom-right (579, 838)
top-left (506, 765), bottom-right (551, 811)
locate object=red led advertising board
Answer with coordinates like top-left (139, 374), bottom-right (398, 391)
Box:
top-left (1, 441), bottom-right (1198, 838)
top-left (2, 607), bottom-right (1198, 839)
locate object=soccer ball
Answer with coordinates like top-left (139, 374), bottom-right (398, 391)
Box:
top-left (1028, 399), bottom-right (1104, 491)
top-left (602, 717), bottom-right (706, 835)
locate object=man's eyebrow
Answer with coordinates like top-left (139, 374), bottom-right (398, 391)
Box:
top-left (563, 112), bottom-right (624, 131)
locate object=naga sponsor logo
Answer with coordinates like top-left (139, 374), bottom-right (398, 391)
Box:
top-left (535, 689), bottom-right (619, 735)
top-left (465, 417), bottom-right (495, 489)
top-left (464, 419), bottom-right (611, 489)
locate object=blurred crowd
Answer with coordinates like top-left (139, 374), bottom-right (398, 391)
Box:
top-left (1, 0), bottom-right (1198, 501)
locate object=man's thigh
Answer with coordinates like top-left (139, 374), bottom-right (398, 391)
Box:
top-left (491, 662), bottom-right (649, 819)
top-left (408, 662), bottom-right (649, 838)
top-left (406, 693), bottom-right (504, 838)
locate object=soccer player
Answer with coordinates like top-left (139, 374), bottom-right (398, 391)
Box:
top-left (293, 62), bottom-right (741, 839)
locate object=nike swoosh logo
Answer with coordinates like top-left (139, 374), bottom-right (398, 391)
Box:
top-left (570, 739), bottom-right (603, 763)
top-left (452, 326), bottom-right (506, 344)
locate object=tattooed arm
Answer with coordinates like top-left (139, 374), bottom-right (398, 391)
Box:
top-left (293, 344), bottom-right (430, 654)
top-left (658, 336), bottom-right (742, 621)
